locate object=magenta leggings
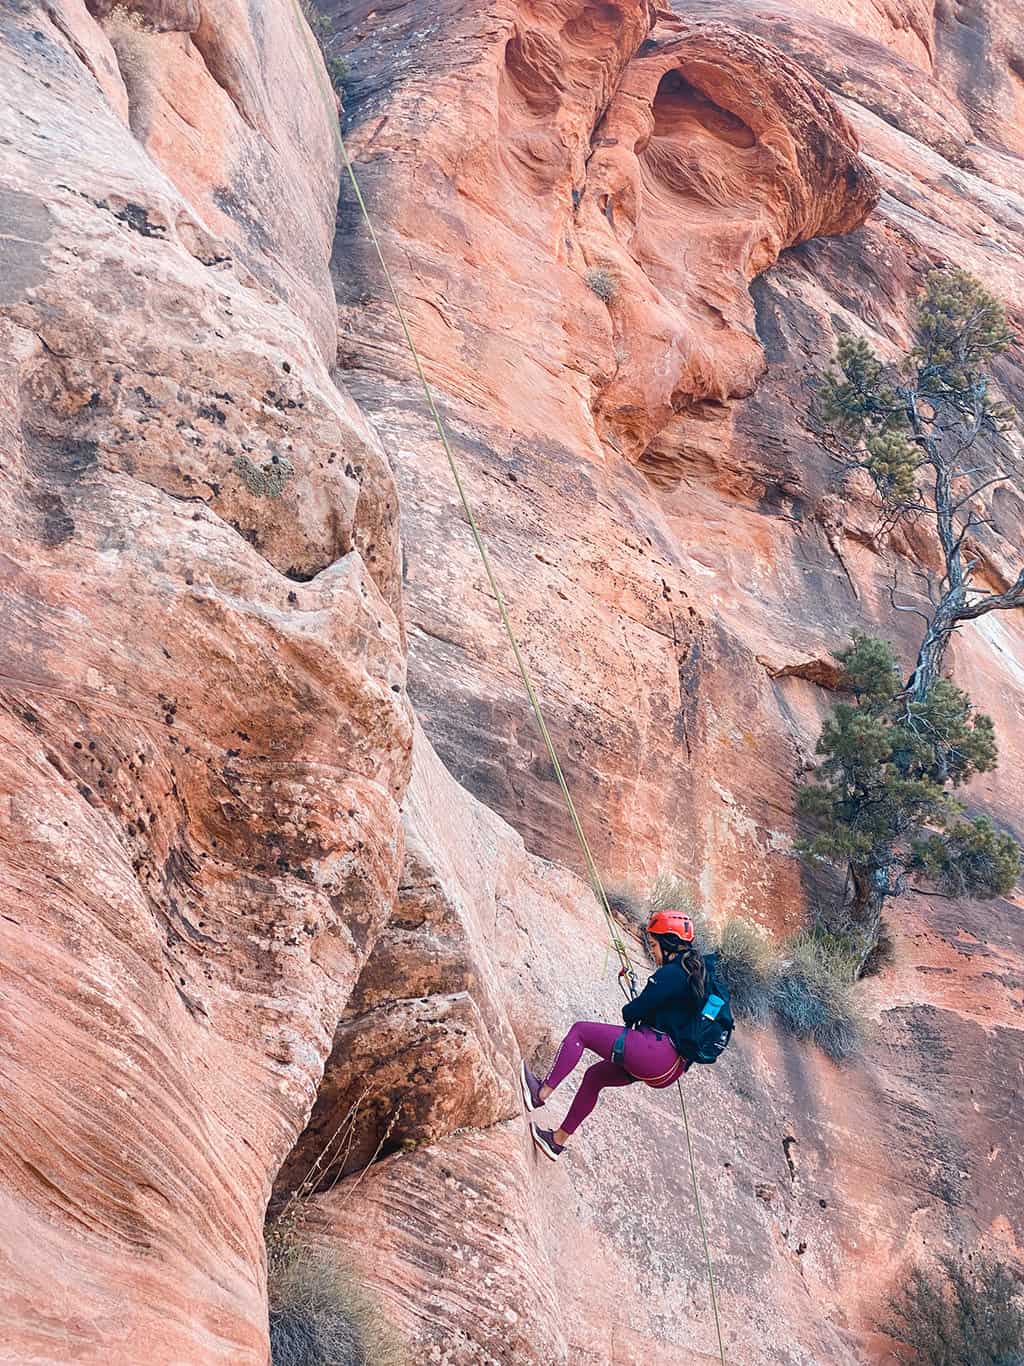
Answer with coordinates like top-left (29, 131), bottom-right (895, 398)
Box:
top-left (544, 1021), bottom-right (686, 1135)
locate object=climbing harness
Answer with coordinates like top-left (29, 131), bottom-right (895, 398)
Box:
top-left (290, 14), bottom-right (728, 1362)
top-left (611, 1026), bottom-right (683, 1085)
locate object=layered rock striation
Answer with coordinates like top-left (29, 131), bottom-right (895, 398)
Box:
top-left (1, 2), bottom-right (408, 1360)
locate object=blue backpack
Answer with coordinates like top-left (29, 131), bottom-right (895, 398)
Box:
top-left (677, 953), bottom-right (734, 1064)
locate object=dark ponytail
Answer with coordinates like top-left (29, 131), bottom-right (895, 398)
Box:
top-left (652, 933), bottom-right (707, 997)
top-left (680, 946), bottom-right (707, 998)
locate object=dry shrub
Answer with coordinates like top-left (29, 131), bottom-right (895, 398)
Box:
top-left (267, 1086), bottom-right (406, 1366)
top-left (266, 1230), bottom-right (406, 1366)
top-left (629, 873), bottom-right (866, 1059)
top-left (885, 1254), bottom-right (1024, 1365)
top-left (584, 266), bottom-right (617, 302)
top-left (644, 874), bottom-right (697, 919)
top-left (716, 917), bottom-right (776, 1025)
top-left (771, 931), bottom-right (862, 1061)
top-left (603, 883), bottom-right (647, 933)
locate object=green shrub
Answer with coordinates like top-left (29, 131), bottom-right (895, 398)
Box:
top-left (584, 266), bottom-right (617, 302)
top-left (798, 639), bottom-right (1002, 874)
top-left (326, 55), bottom-right (350, 91)
top-left (266, 1226), bottom-right (406, 1366)
top-left (885, 1254), bottom-right (1024, 1365)
top-left (772, 932), bottom-right (862, 1061)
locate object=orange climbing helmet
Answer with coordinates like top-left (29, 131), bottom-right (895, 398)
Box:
top-left (646, 909), bottom-right (695, 942)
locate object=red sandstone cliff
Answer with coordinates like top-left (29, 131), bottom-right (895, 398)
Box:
top-left (0, 0), bottom-right (1021, 1363)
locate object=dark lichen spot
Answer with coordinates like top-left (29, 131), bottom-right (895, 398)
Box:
top-left (113, 203), bottom-right (168, 238)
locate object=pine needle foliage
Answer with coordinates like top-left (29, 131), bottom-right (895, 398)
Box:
top-left (798, 635), bottom-right (1019, 940)
top-left (820, 269), bottom-right (1015, 516)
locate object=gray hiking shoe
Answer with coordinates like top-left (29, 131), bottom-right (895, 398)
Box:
top-left (531, 1124), bottom-right (565, 1162)
top-left (520, 1060), bottom-right (545, 1112)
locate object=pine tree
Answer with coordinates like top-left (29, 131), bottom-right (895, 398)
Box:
top-left (800, 270), bottom-right (1023, 958)
top-left (798, 636), bottom-right (1018, 952)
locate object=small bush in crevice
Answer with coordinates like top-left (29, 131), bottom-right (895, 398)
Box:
top-left (884, 1254), bottom-right (1024, 1365)
top-left (604, 882), bottom-right (646, 933)
top-left (772, 932), bottom-right (862, 1061)
top-left (266, 1226), bottom-right (406, 1366)
top-left (584, 266), bottom-right (617, 302)
top-left (298, 0), bottom-right (349, 93)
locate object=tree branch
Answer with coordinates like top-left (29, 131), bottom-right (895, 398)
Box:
top-left (954, 567), bottom-right (1024, 619)
top-left (887, 573), bottom-right (933, 623)
top-left (951, 472), bottom-right (1009, 512)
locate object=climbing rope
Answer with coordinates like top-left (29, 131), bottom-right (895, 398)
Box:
top-left (290, 14), bottom-right (727, 1361)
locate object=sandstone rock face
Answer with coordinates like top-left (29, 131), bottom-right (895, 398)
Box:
top-left (315, 0), bottom-right (1022, 1361)
top-left (331, 0), bottom-right (882, 901)
top-left (2, 0), bottom-right (1023, 1363)
top-left (0, 3), bottom-right (410, 1362)
top-left (331, 0), bottom-right (1024, 901)
top-left (274, 729), bottom-right (522, 1190)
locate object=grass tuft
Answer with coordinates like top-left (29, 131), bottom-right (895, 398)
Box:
top-left (644, 874), bottom-right (697, 918)
top-left (716, 917), bottom-right (776, 1025)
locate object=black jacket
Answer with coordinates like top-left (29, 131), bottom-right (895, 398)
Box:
top-left (621, 958), bottom-right (703, 1054)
